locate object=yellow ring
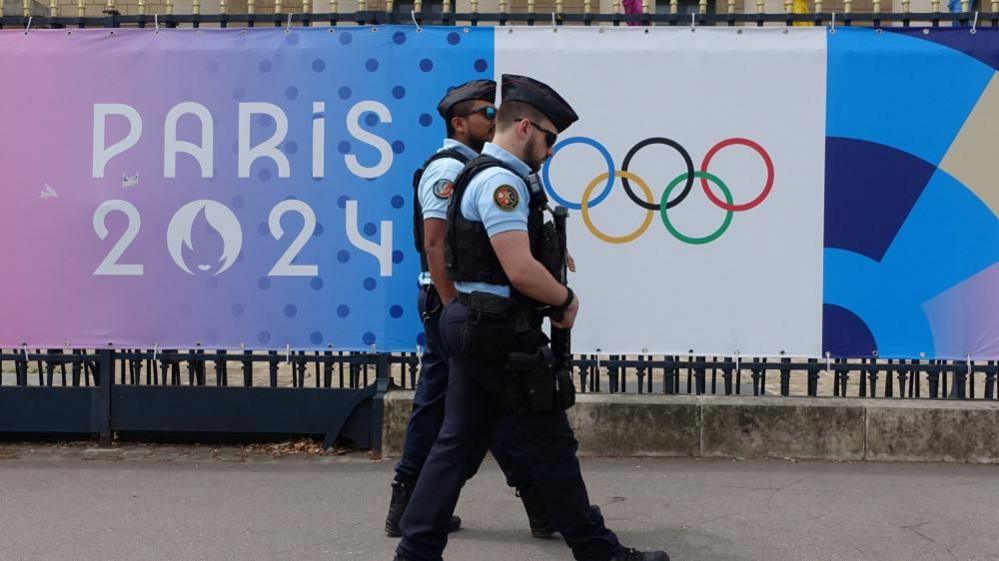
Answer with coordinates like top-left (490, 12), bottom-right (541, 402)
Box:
top-left (580, 170), bottom-right (655, 244)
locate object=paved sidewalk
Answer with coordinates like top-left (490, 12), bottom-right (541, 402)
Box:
top-left (0, 444), bottom-right (998, 561)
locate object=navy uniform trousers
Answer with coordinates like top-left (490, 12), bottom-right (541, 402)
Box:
top-left (397, 299), bottom-right (622, 561)
top-left (395, 285), bottom-right (533, 490)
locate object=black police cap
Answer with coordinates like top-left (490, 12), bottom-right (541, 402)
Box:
top-left (500, 74), bottom-right (578, 133)
top-left (437, 79), bottom-right (497, 119)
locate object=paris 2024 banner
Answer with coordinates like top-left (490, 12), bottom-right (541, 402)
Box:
top-left (0, 26), bottom-right (996, 359)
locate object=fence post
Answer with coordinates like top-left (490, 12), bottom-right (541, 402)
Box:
top-left (779, 352), bottom-right (790, 396)
top-left (371, 352), bottom-right (391, 453)
top-left (806, 358), bottom-right (818, 396)
top-left (96, 348), bottom-right (114, 446)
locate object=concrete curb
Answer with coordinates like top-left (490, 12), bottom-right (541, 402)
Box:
top-left (381, 391), bottom-right (999, 463)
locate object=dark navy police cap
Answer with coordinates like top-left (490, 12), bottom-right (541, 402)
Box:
top-left (500, 74), bottom-right (578, 133)
top-left (437, 79), bottom-right (497, 119)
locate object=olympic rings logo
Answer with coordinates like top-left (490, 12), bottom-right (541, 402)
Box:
top-left (540, 137), bottom-right (775, 245)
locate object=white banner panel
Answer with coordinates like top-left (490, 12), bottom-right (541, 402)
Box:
top-left (495, 27), bottom-right (827, 356)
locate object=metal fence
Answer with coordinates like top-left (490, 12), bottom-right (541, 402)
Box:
top-left (0, 8), bottom-right (998, 28)
top-left (0, 348), bottom-right (394, 445)
top-left (3, 348), bottom-right (997, 398)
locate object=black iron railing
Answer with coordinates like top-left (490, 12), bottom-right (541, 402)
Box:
top-left (0, 10), bottom-right (997, 28)
top-left (2, 349), bottom-right (997, 400)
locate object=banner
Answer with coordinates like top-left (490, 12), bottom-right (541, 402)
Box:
top-left (0, 26), bottom-right (492, 351)
top-left (0, 26), bottom-right (996, 358)
top-left (501, 27), bottom-right (827, 358)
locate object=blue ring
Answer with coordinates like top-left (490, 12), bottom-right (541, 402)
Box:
top-left (542, 137), bottom-right (615, 210)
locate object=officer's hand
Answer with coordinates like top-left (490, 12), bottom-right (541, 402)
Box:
top-left (552, 294), bottom-right (579, 330)
top-left (566, 252), bottom-right (576, 273)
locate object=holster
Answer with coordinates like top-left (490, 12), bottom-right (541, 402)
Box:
top-left (458, 292), bottom-right (574, 413)
top-left (505, 346), bottom-right (576, 413)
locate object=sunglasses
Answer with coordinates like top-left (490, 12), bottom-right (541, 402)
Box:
top-left (457, 106), bottom-right (497, 120)
top-left (523, 119), bottom-right (558, 148)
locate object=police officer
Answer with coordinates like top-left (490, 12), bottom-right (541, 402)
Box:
top-left (385, 79), bottom-right (556, 540)
top-left (394, 75), bottom-right (670, 561)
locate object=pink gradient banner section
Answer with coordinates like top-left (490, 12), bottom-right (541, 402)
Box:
top-left (0, 27), bottom-right (496, 350)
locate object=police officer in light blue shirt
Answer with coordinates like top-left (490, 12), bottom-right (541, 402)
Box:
top-left (453, 141), bottom-right (535, 298)
top-left (395, 75), bottom-right (670, 561)
top-left (385, 79), bottom-right (553, 541)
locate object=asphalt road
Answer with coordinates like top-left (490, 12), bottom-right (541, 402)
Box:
top-left (1, 444), bottom-right (997, 561)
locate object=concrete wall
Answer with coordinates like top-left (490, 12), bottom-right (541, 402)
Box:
top-left (382, 391), bottom-right (999, 463)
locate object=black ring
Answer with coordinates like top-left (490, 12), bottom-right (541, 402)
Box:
top-left (621, 137), bottom-right (695, 211)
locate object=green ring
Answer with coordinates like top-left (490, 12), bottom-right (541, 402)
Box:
top-left (659, 171), bottom-right (734, 245)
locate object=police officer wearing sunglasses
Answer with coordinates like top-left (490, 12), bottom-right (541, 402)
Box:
top-left (394, 75), bottom-right (669, 561)
top-left (386, 79), bottom-right (556, 542)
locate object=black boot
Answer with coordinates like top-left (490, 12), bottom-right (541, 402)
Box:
top-left (516, 485), bottom-right (555, 539)
top-left (385, 475), bottom-right (461, 537)
top-left (609, 548), bottom-right (670, 561)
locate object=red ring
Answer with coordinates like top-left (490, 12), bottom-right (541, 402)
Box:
top-left (699, 138), bottom-right (774, 212)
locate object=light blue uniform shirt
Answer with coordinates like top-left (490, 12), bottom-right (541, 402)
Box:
top-left (454, 142), bottom-right (533, 298)
top-left (416, 139), bottom-right (478, 286)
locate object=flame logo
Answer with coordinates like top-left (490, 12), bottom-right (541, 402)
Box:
top-left (166, 200), bottom-right (243, 276)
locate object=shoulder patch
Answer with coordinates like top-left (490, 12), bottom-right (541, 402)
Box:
top-left (432, 179), bottom-right (453, 199)
top-left (493, 185), bottom-right (520, 212)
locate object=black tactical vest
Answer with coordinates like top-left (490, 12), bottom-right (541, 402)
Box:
top-left (444, 155), bottom-right (550, 303)
top-left (412, 148), bottom-right (470, 273)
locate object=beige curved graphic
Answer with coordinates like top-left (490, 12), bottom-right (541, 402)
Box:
top-left (939, 71), bottom-right (999, 218)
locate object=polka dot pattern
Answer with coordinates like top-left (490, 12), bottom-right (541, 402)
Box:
top-left (186, 27), bottom-right (492, 351)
